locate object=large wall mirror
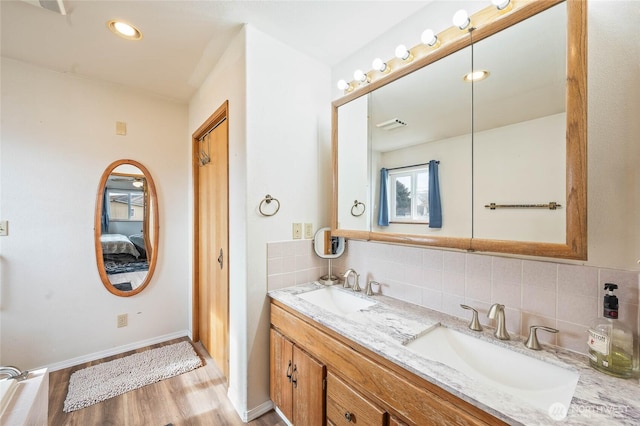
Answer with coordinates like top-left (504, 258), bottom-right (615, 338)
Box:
top-left (332, 0), bottom-right (586, 260)
top-left (94, 159), bottom-right (159, 296)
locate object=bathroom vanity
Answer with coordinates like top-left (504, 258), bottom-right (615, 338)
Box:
top-left (269, 283), bottom-right (640, 425)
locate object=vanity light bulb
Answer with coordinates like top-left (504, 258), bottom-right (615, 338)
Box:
top-left (337, 79), bottom-right (350, 91)
top-left (372, 58), bottom-right (388, 73)
top-left (491, 0), bottom-right (511, 10)
top-left (395, 44), bottom-right (411, 61)
top-left (453, 9), bottom-right (470, 30)
top-left (353, 69), bottom-right (368, 83)
top-left (421, 29), bottom-right (438, 47)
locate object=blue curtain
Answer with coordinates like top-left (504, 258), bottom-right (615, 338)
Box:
top-left (428, 160), bottom-right (442, 228)
top-left (377, 168), bottom-right (389, 226)
top-left (101, 189), bottom-right (110, 233)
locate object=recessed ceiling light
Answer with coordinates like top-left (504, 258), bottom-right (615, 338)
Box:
top-left (107, 20), bottom-right (143, 41)
top-left (463, 70), bottom-right (490, 82)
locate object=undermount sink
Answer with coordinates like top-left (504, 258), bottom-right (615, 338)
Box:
top-left (296, 286), bottom-right (376, 316)
top-left (404, 325), bottom-right (580, 415)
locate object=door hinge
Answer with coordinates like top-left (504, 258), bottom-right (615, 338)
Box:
top-left (323, 378), bottom-right (326, 390)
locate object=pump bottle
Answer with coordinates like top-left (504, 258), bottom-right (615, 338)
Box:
top-left (587, 283), bottom-right (638, 378)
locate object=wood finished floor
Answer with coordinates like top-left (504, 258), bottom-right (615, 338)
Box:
top-left (49, 337), bottom-right (286, 426)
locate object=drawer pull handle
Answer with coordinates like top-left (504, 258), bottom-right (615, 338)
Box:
top-left (344, 411), bottom-right (353, 422)
top-left (286, 360), bottom-right (292, 383)
top-left (291, 365), bottom-right (298, 388)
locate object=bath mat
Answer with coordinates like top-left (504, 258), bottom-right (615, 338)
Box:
top-left (63, 341), bottom-right (202, 412)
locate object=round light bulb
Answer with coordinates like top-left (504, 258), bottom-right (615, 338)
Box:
top-left (337, 79), bottom-right (350, 91)
top-left (421, 29), bottom-right (437, 46)
top-left (395, 44), bottom-right (410, 60)
top-left (353, 69), bottom-right (367, 83)
top-left (372, 58), bottom-right (387, 73)
top-left (492, 0), bottom-right (511, 10)
top-left (453, 9), bottom-right (470, 29)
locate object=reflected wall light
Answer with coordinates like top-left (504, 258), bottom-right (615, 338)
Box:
top-left (337, 79), bottom-right (352, 92)
top-left (353, 69), bottom-right (369, 84)
top-left (452, 9), bottom-right (470, 30)
top-left (421, 29), bottom-right (438, 47)
top-left (372, 58), bottom-right (389, 73)
top-left (394, 44), bottom-right (413, 61)
top-left (492, 0), bottom-right (511, 10)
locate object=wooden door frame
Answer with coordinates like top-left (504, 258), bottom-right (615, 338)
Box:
top-left (192, 100), bottom-right (229, 344)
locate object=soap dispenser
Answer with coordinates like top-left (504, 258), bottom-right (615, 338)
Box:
top-left (587, 283), bottom-right (638, 378)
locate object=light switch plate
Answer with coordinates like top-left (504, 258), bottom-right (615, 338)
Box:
top-left (304, 223), bottom-right (313, 239)
top-left (293, 223), bottom-right (302, 239)
top-left (0, 220), bottom-right (7, 236)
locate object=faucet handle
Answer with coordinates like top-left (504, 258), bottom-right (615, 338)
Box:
top-left (524, 325), bottom-right (559, 350)
top-left (460, 305), bottom-right (483, 331)
top-left (365, 280), bottom-right (379, 296)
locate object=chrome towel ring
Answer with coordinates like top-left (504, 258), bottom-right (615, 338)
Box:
top-left (259, 194), bottom-right (280, 216)
top-left (351, 200), bottom-right (365, 217)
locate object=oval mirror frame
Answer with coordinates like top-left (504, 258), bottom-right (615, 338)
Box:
top-left (331, 0), bottom-right (586, 260)
top-left (94, 159), bottom-right (159, 296)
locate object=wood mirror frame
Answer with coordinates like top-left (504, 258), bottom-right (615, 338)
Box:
top-left (331, 0), bottom-right (586, 260)
top-left (94, 159), bottom-right (159, 296)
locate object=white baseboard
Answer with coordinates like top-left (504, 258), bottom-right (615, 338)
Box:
top-left (244, 400), bottom-right (275, 422)
top-left (274, 406), bottom-right (293, 426)
top-left (44, 330), bottom-right (190, 372)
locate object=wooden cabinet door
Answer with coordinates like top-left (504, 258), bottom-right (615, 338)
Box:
top-left (292, 345), bottom-right (325, 426)
top-left (270, 329), bottom-right (294, 422)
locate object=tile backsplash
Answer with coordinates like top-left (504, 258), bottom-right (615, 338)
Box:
top-left (267, 239), bottom-right (640, 355)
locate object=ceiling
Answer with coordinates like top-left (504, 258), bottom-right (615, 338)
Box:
top-left (0, 0), bottom-right (432, 103)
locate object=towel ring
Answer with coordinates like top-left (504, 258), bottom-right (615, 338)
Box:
top-left (259, 194), bottom-right (280, 217)
top-left (351, 200), bottom-right (365, 217)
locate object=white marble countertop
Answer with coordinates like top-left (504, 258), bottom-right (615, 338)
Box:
top-left (268, 282), bottom-right (640, 425)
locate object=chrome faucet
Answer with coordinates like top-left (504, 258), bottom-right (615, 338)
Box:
top-left (487, 304), bottom-right (510, 340)
top-left (343, 269), bottom-right (361, 292)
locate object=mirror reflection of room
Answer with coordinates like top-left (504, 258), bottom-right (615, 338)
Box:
top-left (100, 165), bottom-right (149, 292)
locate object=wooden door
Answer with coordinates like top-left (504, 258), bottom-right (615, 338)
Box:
top-left (193, 102), bottom-right (229, 379)
top-left (292, 345), bottom-right (325, 426)
top-left (270, 329), bottom-right (294, 422)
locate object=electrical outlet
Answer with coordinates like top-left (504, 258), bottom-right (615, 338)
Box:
top-left (117, 314), bottom-right (128, 328)
top-left (304, 223), bottom-right (313, 239)
top-left (0, 220), bottom-right (7, 236)
top-left (292, 223), bottom-right (302, 239)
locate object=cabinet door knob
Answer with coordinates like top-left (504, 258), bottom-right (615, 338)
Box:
top-left (344, 411), bottom-right (353, 422)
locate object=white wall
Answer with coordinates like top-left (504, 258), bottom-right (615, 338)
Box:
top-left (333, 0), bottom-right (640, 272)
top-left (0, 58), bottom-right (190, 369)
top-left (188, 24), bottom-right (331, 419)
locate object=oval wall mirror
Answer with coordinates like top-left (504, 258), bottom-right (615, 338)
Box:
top-left (313, 227), bottom-right (345, 259)
top-left (94, 159), bottom-right (159, 296)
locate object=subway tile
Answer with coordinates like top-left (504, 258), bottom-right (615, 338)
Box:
top-left (557, 264), bottom-right (598, 296)
top-left (405, 264), bottom-right (426, 287)
top-left (557, 294), bottom-right (597, 327)
top-left (523, 260), bottom-right (558, 290)
top-left (467, 253), bottom-right (492, 282)
top-left (491, 280), bottom-right (522, 309)
top-left (443, 271), bottom-right (465, 296)
top-left (267, 242), bottom-right (283, 259)
top-left (420, 268), bottom-right (443, 291)
top-left (492, 257), bottom-right (523, 285)
top-left (443, 251), bottom-right (466, 274)
top-left (465, 276), bottom-right (491, 304)
top-left (267, 257), bottom-right (284, 275)
top-left (522, 285), bottom-right (557, 318)
top-left (423, 249), bottom-right (444, 271)
top-left (267, 274), bottom-right (283, 291)
top-left (421, 288), bottom-right (443, 311)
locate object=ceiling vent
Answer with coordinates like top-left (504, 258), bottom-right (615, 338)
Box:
top-left (20, 0), bottom-right (67, 15)
top-left (376, 118), bottom-right (407, 131)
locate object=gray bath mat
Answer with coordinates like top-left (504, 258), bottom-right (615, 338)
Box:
top-left (63, 341), bottom-right (202, 412)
